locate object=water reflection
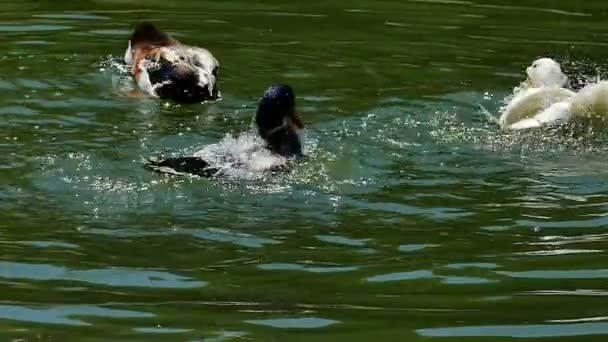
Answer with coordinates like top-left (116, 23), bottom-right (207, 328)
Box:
top-left (257, 263), bottom-right (359, 273)
top-left (444, 262), bottom-right (498, 269)
top-left (192, 228), bottom-right (281, 248)
top-left (13, 240), bottom-right (80, 249)
top-left (315, 234), bottom-right (369, 247)
top-left (398, 244), bottom-right (436, 252)
top-left (417, 322), bottom-right (608, 338)
top-left (367, 270), bottom-right (434, 283)
top-left (246, 317), bottom-right (339, 329)
top-left (0, 25), bottom-right (72, 32)
top-left (0, 261), bottom-right (205, 288)
top-left (2, 0), bottom-right (608, 339)
top-left (367, 269), bottom-right (495, 285)
top-left (134, 327), bottom-right (192, 334)
top-left (441, 276), bottom-right (494, 285)
top-left (32, 13), bottom-right (110, 21)
top-left (200, 331), bottom-right (248, 342)
top-left (87, 227), bottom-right (280, 249)
top-left (498, 269), bottom-right (608, 279)
top-left (0, 304), bottom-right (152, 326)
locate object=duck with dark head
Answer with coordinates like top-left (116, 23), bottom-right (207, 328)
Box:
top-left (256, 84), bottom-right (304, 157)
top-left (145, 84), bottom-right (304, 177)
top-left (124, 22), bottom-right (220, 103)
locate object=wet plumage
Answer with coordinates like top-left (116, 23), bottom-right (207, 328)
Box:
top-left (124, 23), bottom-right (220, 103)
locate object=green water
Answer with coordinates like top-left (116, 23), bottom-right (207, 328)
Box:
top-left (3, 0), bottom-right (608, 340)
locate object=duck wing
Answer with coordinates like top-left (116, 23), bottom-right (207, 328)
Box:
top-left (145, 156), bottom-right (219, 177)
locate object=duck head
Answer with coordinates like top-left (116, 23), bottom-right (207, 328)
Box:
top-left (124, 22), bottom-right (176, 65)
top-left (525, 58), bottom-right (568, 88)
top-left (255, 84), bottom-right (304, 157)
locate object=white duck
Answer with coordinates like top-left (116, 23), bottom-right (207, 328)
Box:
top-left (498, 58), bottom-right (575, 131)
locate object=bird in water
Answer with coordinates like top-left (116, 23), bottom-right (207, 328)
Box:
top-left (123, 22), bottom-right (220, 103)
top-left (145, 84), bottom-right (304, 177)
top-left (497, 57), bottom-right (575, 130)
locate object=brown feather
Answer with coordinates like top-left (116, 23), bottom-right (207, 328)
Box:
top-left (291, 112), bottom-right (304, 129)
top-left (130, 22), bottom-right (178, 49)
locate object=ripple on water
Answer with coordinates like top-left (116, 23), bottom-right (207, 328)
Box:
top-left (85, 227), bottom-right (280, 249)
top-left (245, 317), bottom-right (339, 329)
top-left (192, 228), bottom-right (281, 248)
top-left (367, 269), bottom-right (495, 285)
top-left (440, 276), bottom-right (495, 285)
top-left (13, 240), bottom-right (80, 249)
top-left (87, 29), bottom-right (132, 36)
top-left (366, 270), bottom-right (434, 283)
top-left (0, 106), bottom-right (37, 116)
top-left (532, 233), bottom-right (608, 246)
top-left (0, 25), bottom-right (72, 32)
top-left (32, 13), bottom-right (110, 21)
top-left (444, 262), bottom-right (499, 269)
top-left (15, 79), bottom-right (52, 90)
top-left (12, 40), bottom-right (55, 45)
top-left (0, 261), bottom-right (205, 288)
top-left (315, 234), bottom-right (370, 247)
top-left (257, 263), bottom-right (359, 273)
top-left (134, 327), bottom-right (193, 334)
top-left (497, 269), bottom-right (608, 279)
top-left (417, 322), bottom-right (608, 338)
top-left (350, 200), bottom-right (471, 221)
top-left (398, 244), bottom-right (437, 252)
top-left (0, 80), bottom-right (16, 90)
top-left (514, 249), bottom-right (603, 256)
top-left (0, 304), bottom-right (153, 326)
top-left (201, 331), bottom-right (248, 341)
top-left (516, 217), bottom-right (608, 229)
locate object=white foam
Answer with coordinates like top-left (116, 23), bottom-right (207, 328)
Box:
top-left (192, 131), bottom-right (289, 179)
top-left (570, 81), bottom-right (608, 119)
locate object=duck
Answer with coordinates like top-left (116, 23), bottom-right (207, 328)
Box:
top-left (497, 58), bottom-right (575, 130)
top-left (123, 22), bottom-right (220, 103)
top-left (145, 84), bottom-right (304, 177)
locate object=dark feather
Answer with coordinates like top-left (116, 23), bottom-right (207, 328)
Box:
top-left (131, 22), bottom-right (176, 47)
top-left (148, 60), bottom-right (213, 103)
top-left (145, 157), bottom-right (219, 177)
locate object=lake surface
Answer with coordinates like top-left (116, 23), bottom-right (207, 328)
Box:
top-left (2, 0), bottom-right (608, 340)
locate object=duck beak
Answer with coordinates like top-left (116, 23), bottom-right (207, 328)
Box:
top-left (290, 112), bottom-right (304, 130)
top-left (522, 77), bottom-right (536, 88)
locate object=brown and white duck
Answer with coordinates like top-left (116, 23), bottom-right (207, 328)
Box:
top-left (123, 22), bottom-right (220, 103)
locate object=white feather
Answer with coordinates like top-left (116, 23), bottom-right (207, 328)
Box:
top-left (124, 40), bottom-right (133, 65)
